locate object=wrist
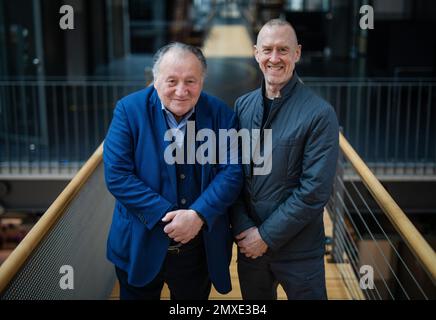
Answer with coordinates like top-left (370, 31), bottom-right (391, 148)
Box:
top-left (191, 210), bottom-right (206, 225)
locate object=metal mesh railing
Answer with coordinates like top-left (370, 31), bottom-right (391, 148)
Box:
top-left (0, 147), bottom-right (116, 299)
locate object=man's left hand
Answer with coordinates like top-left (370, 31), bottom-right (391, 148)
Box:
top-left (162, 209), bottom-right (204, 244)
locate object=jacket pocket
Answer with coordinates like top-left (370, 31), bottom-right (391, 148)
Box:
top-left (279, 140), bottom-right (303, 180)
top-left (273, 140), bottom-right (302, 182)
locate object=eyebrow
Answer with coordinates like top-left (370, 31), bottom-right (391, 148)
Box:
top-left (165, 75), bottom-right (199, 80)
top-left (261, 45), bottom-right (290, 49)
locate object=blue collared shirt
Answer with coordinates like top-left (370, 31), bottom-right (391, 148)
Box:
top-left (161, 103), bottom-right (195, 148)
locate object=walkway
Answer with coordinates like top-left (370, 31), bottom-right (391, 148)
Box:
top-left (109, 211), bottom-right (359, 300)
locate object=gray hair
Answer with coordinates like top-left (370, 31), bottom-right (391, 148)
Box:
top-left (152, 42), bottom-right (207, 80)
top-left (257, 19), bottom-right (299, 46)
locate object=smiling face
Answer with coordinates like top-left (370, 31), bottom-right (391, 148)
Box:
top-left (153, 49), bottom-right (204, 120)
top-left (255, 25), bottom-right (301, 96)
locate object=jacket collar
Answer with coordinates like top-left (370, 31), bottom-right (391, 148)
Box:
top-left (150, 87), bottom-right (210, 132)
top-left (261, 71), bottom-right (300, 101)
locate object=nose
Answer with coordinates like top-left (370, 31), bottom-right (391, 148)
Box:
top-left (175, 83), bottom-right (188, 96)
top-left (269, 50), bottom-right (280, 63)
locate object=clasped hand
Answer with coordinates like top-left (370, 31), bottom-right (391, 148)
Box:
top-left (162, 209), bottom-right (204, 244)
top-left (235, 226), bottom-right (268, 259)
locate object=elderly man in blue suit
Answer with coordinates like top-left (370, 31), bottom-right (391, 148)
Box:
top-left (103, 43), bottom-right (243, 300)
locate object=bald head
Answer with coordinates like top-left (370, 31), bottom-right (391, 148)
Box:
top-left (256, 19), bottom-right (298, 47)
top-left (254, 19), bottom-right (301, 98)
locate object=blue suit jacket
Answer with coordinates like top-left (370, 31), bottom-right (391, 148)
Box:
top-left (103, 86), bottom-right (243, 293)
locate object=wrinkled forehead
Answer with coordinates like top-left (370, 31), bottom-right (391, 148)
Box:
top-left (257, 25), bottom-right (297, 47)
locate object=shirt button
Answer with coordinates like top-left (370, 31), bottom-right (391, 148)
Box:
top-left (180, 198), bottom-right (187, 205)
top-left (180, 173), bottom-right (186, 179)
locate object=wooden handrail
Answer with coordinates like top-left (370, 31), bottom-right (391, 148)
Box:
top-left (0, 144), bottom-right (104, 294)
top-left (339, 132), bottom-right (436, 283)
top-left (1, 133), bottom-right (434, 293)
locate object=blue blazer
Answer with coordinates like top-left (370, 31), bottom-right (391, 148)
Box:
top-left (103, 86), bottom-right (243, 294)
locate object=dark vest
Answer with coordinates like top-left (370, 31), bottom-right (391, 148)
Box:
top-left (168, 113), bottom-right (203, 245)
top-left (174, 113), bottom-right (201, 210)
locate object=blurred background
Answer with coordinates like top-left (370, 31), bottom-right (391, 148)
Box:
top-left (0, 0), bottom-right (435, 300)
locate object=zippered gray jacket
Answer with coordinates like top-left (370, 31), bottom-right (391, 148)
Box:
top-left (230, 73), bottom-right (339, 259)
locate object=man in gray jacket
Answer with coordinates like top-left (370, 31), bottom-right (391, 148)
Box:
top-left (230, 19), bottom-right (339, 299)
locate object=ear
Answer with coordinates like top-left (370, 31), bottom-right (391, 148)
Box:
top-left (294, 44), bottom-right (302, 63)
top-left (254, 45), bottom-right (260, 63)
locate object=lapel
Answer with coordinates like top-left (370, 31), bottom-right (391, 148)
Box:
top-left (150, 90), bottom-right (177, 200)
top-left (195, 94), bottom-right (212, 191)
top-left (250, 92), bottom-right (263, 177)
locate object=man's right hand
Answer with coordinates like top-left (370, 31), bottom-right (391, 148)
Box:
top-left (162, 209), bottom-right (203, 244)
top-left (235, 226), bottom-right (268, 259)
